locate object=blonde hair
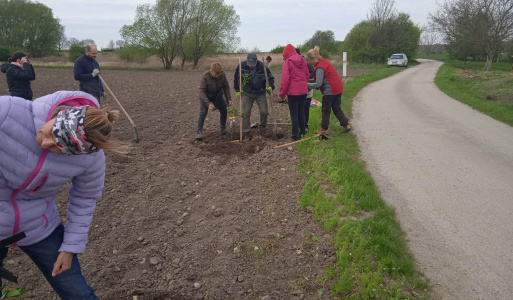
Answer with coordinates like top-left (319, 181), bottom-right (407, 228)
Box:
top-left (307, 46), bottom-right (321, 63)
top-left (52, 106), bottom-right (130, 155)
top-left (211, 62), bottom-right (222, 75)
top-left (84, 106), bottom-right (130, 155)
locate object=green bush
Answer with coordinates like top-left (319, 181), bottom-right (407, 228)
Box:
top-left (68, 44), bottom-right (84, 62)
top-left (0, 47), bottom-right (11, 62)
top-left (116, 45), bottom-right (150, 63)
top-left (270, 45), bottom-right (285, 54)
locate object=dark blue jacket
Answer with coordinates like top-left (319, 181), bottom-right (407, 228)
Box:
top-left (1, 62), bottom-right (36, 100)
top-left (233, 60), bottom-right (275, 94)
top-left (73, 54), bottom-right (103, 97)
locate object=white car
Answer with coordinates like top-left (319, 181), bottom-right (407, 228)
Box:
top-left (387, 53), bottom-right (408, 67)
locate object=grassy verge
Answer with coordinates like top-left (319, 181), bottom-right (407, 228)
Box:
top-left (432, 59), bottom-right (513, 127)
top-left (295, 65), bottom-right (430, 299)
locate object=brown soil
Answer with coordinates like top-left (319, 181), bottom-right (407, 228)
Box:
top-left (1, 67), bottom-right (369, 300)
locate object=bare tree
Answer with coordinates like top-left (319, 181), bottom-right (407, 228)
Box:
top-left (431, 0), bottom-right (513, 70)
top-left (67, 37), bottom-right (80, 46)
top-left (80, 39), bottom-right (95, 46)
top-left (420, 25), bottom-right (442, 56)
top-left (107, 40), bottom-right (115, 49)
top-left (479, 0), bottom-right (513, 70)
top-left (115, 40), bottom-right (125, 48)
top-left (368, 0), bottom-right (397, 28)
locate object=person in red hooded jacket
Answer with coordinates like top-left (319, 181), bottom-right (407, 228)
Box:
top-left (279, 44), bottom-right (310, 141)
top-left (307, 46), bottom-right (352, 135)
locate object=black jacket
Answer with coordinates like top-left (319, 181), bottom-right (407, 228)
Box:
top-left (233, 60), bottom-right (275, 94)
top-left (73, 54), bottom-right (103, 97)
top-left (1, 62), bottom-right (36, 100)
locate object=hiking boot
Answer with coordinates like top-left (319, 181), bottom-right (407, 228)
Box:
top-left (220, 128), bottom-right (227, 135)
top-left (259, 127), bottom-right (268, 136)
top-left (343, 125), bottom-right (353, 133)
top-left (317, 128), bottom-right (328, 136)
top-left (196, 130), bottom-right (203, 140)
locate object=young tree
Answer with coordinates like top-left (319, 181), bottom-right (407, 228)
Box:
top-left (0, 0), bottom-right (62, 57)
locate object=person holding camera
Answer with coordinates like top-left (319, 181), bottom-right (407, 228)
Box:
top-left (73, 44), bottom-right (104, 103)
top-left (1, 52), bottom-right (36, 100)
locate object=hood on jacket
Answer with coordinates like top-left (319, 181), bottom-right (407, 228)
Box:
top-left (284, 52), bottom-right (307, 70)
top-left (1, 62), bottom-right (13, 73)
top-left (282, 44), bottom-right (296, 60)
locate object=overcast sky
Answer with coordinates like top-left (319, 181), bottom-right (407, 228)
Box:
top-left (40, 0), bottom-right (440, 52)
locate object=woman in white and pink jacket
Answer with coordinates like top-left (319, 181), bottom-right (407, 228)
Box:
top-left (0, 91), bottom-right (126, 300)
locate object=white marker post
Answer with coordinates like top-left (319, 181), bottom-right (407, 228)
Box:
top-left (343, 52), bottom-right (347, 77)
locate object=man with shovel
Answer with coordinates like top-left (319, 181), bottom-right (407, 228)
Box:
top-left (234, 53), bottom-right (275, 140)
top-left (74, 44), bottom-right (104, 103)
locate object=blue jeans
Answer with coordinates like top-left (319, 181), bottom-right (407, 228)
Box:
top-left (197, 89), bottom-right (228, 132)
top-left (0, 224), bottom-right (97, 300)
top-left (287, 94), bottom-right (307, 140)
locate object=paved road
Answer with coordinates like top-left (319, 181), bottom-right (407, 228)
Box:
top-left (353, 59), bottom-right (513, 299)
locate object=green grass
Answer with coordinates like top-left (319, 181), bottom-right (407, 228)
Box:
top-left (294, 65), bottom-right (430, 299)
top-left (431, 58), bottom-right (513, 127)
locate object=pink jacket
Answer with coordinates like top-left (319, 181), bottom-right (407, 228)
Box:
top-left (279, 52), bottom-right (310, 98)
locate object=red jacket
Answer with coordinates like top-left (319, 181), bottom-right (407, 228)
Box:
top-left (315, 58), bottom-right (343, 95)
top-left (279, 45), bottom-right (310, 98)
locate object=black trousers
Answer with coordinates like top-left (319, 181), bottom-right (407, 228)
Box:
top-left (321, 93), bottom-right (348, 130)
top-left (287, 94), bottom-right (307, 140)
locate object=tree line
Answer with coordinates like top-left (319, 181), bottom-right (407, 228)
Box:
top-left (430, 0), bottom-right (513, 71)
top-left (270, 0), bottom-right (421, 65)
top-left (0, 0), bottom-right (238, 70)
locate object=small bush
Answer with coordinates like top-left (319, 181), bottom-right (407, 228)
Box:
top-left (117, 45), bottom-right (150, 63)
top-left (270, 45), bottom-right (285, 54)
top-left (68, 44), bottom-right (84, 62)
top-left (0, 47), bottom-right (11, 62)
